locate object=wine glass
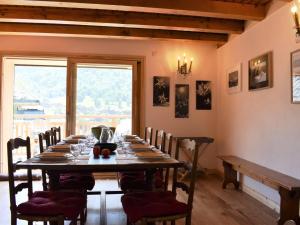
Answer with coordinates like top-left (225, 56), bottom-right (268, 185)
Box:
top-left (70, 144), bottom-right (81, 162)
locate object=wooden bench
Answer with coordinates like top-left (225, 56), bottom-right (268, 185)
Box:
top-left (218, 155), bottom-right (300, 225)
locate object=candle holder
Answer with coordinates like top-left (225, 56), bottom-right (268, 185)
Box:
top-left (291, 4), bottom-right (300, 38)
top-left (177, 53), bottom-right (193, 78)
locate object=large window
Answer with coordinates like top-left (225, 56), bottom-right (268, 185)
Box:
top-left (0, 56), bottom-right (142, 173)
top-left (75, 64), bottom-right (132, 135)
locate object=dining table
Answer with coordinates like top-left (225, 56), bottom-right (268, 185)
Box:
top-left (15, 135), bottom-right (184, 225)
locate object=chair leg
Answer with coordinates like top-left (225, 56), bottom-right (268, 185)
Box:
top-left (80, 211), bottom-right (85, 225)
top-left (11, 214), bottom-right (17, 225)
top-left (28, 221), bottom-right (33, 225)
top-left (171, 220), bottom-right (175, 225)
top-left (185, 215), bottom-right (191, 225)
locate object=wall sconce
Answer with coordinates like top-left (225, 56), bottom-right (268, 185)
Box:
top-left (291, 4), bottom-right (300, 37)
top-left (177, 53), bottom-right (193, 78)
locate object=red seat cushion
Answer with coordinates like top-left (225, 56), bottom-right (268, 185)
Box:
top-left (17, 191), bottom-right (85, 219)
top-left (120, 171), bottom-right (163, 191)
top-left (121, 191), bottom-right (188, 223)
top-left (59, 172), bottom-right (95, 190)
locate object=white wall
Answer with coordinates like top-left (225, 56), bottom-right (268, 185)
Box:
top-left (0, 36), bottom-right (218, 169)
top-left (216, 2), bottom-right (300, 207)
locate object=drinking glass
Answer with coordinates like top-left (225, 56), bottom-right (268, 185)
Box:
top-left (70, 144), bottom-right (81, 162)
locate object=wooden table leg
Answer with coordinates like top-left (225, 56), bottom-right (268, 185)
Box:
top-left (47, 171), bottom-right (60, 190)
top-left (222, 161), bottom-right (239, 190)
top-left (277, 187), bottom-right (300, 225)
top-left (145, 169), bottom-right (156, 191)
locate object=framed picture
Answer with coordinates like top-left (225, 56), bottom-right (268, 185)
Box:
top-left (291, 49), bottom-right (300, 103)
top-left (153, 76), bottom-right (170, 106)
top-left (196, 80), bottom-right (212, 110)
top-left (227, 64), bottom-right (242, 93)
top-left (175, 84), bottom-right (189, 118)
top-left (248, 52), bottom-right (273, 91)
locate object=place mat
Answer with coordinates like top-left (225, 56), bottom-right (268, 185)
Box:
top-left (130, 143), bottom-right (151, 149)
top-left (35, 152), bottom-right (73, 161)
top-left (77, 155), bottom-right (90, 160)
top-left (49, 144), bottom-right (70, 152)
top-left (63, 139), bottom-right (79, 144)
top-left (71, 135), bottom-right (87, 139)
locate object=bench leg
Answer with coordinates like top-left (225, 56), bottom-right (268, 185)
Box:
top-left (278, 187), bottom-right (300, 225)
top-left (222, 161), bottom-right (239, 190)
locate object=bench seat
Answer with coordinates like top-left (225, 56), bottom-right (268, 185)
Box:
top-left (218, 155), bottom-right (300, 225)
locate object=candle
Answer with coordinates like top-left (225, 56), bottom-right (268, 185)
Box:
top-left (189, 58), bottom-right (193, 72)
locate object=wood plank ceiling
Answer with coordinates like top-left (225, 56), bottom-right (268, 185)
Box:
top-left (0, 0), bottom-right (282, 45)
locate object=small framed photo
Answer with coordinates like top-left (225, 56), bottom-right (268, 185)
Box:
top-left (175, 84), bottom-right (189, 118)
top-left (227, 64), bottom-right (242, 93)
top-left (153, 76), bottom-right (170, 106)
top-left (196, 80), bottom-right (211, 110)
top-left (291, 49), bottom-right (300, 103)
top-left (248, 52), bottom-right (273, 91)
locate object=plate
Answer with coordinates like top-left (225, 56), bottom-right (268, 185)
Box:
top-left (35, 152), bottom-right (73, 161)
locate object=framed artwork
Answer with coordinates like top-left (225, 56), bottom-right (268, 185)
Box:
top-left (248, 52), bottom-right (273, 91)
top-left (153, 76), bottom-right (170, 106)
top-left (291, 49), bottom-right (300, 103)
top-left (175, 84), bottom-right (189, 118)
top-left (227, 64), bottom-right (242, 93)
top-left (196, 80), bottom-right (212, 110)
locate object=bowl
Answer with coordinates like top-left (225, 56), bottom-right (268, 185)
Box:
top-left (94, 142), bottom-right (117, 152)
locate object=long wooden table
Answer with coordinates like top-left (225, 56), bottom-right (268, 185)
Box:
top-left (16, 151), bottom-right (183, 225)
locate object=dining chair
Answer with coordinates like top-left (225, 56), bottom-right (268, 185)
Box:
top-left (38, 131), bottom-right (96, 192)
top-left (154, 129), bottom-right (166, 152)
top-left (51, 126), bottom-right (61, 144)
top-left (144, 127), bottom-right (153, 145)
top-left (7, 137), bottom-right (86, 225)
top-left (38, 131), bottom-right (51, 191)
top-left (119, 132), bottom-right (173, 192)
top-left (121, 137), bottom-right (214, 225)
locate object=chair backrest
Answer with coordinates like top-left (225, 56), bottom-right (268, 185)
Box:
top-left (7, 137), bottom-right (33, 214)
top-left (51, 126), bottom-right (61, 144)
top-left (38, 132), bottom-right (52, 190)
top-left (163, 133), bottom-right (173, 191)
top-left (38, 131), bottom-right (51, 154)
top-left (154, 130), bottom-right (166, 152)
top-left (144, 127), bottom-right (153, 145)
top-left (172, 137), bottom-right (214, 215)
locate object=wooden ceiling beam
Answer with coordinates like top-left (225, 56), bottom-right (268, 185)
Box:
top-left (0, 0), bottom-right (266, 20)
top-left (0, 5), bottom-right (244, 34)
top-left (0, 22), bottom-right (228, 44)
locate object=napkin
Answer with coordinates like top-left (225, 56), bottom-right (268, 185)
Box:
top-left (49, 145), bottom-right (70, 152)
top-left (39, 152), bottom-right (68, 158)
top-left (64, 139), bottom-right (79, 144)
top-left (71, 135), bottom-right (87, 139)
top-left (135, 151), bottom-right (163, 158)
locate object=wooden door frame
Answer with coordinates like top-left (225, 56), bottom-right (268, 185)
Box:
top-left (0, 51), bottom-right (145, 172)
top-left (67, 57), bottom-right (142, 136)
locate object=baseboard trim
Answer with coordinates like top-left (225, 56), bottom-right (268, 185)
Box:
top-left (241, 184), bottom-right (280, 213)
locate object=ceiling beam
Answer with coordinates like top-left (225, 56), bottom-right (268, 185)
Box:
top-left (0, 5), bottom-right (244, 34)
top-left (0, 0), bottom-right (266, 20)
top-left (0, 22), bottom-right (228, 44)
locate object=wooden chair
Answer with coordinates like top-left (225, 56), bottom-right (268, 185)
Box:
top-left (154, 129), bottom-right (166, 152)
top-left (38, 131), bottom-right (95, 192)
top-left (121, 137), bottom-right (214, 225)
top-left (38, 131), bottom-right (51, 191)
top-left (119, 132), bottom-right (173, 192)
top-left (144, 127), bottom-right (153, 145)
top-left (7, 137), bottom-right (86, 225)
top-left (51, 126), bottom-right (61, 144)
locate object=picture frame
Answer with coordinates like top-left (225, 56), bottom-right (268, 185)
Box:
top-left (175, 84), bottom-right (189, 118)
top-left (291, 49), bottom-right (300, 103)
top-left (248, 51), bottom-right (273, 91)
top-left (227, 64), bottom-right (242, 94)
top-left (196, 80), bottom-right (212, 110)
top-left (153, 76), bottom-right (170, 106)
